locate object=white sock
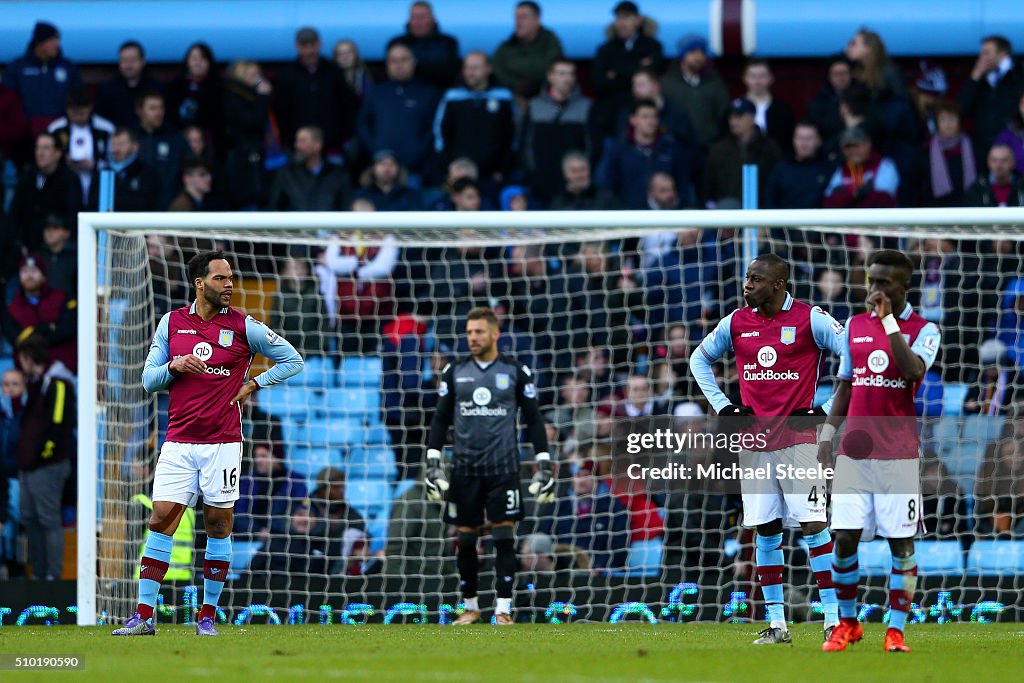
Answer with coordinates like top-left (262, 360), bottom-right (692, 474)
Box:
top-left (770, 619), bottom-right (788, 632)
top-left (495, 598), bottom-right (512, 615)
top-left (463, 597), bottom-right (479, 612)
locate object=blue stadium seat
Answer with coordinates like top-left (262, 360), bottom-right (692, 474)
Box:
top-left (259, 386), bottom-right (319, 422)
top-left (943, 384), bottom-right (969, 417)
top-left (339, 356), bottom-right (383, 388)
top-left (393, 478), bottom-right (417, 500)
top-left (346, 480), bottom-right (392, 554)
top-left (915, 540), bottom-right (964, 575)
top-left (304, 418), bottom-right (364, 448)
top-left (967, 540), bottom-right (1024, 575)
top-left (287, 445), bottom-right (341, 481)
top-left (609, 538), bottom-right (663, 578)
top-left (857, 540), bottom-right (891, 576)
top-left (292, 355), bottom-right (331, 388)
top-left (961, 415), bottom-right (1005, 448)
top-left (230, 541), bottom-right (263, 572)
top-left (347, 446), bottom-right (397, 481)
top-left (364, 423), bottom-right (391, 446)
top-left (324, 387), bottom-right (381, 423)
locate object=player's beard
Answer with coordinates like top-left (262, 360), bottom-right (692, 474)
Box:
top-left (204, 285), bottom-right (228, 309)
top-left (471, 340), bottom-right (494, 360)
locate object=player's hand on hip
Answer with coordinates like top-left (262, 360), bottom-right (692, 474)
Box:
top-left (528, 457), bottom-right (556, 504)
top-left (866, 290), bottom-right (892, 318)
top-left (424, 448), bottom-right (449, 502)
top-left (170, 353), bottom-right (207, 375)
top-left (229, 379), bottom-right (260, 406)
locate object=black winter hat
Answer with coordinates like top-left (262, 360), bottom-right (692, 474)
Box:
top-left (29, 21), bottom-right (59, 50)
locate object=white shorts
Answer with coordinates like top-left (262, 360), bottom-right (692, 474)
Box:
top-left (740, 444), bottom-right (828, 528)
top-left (830, 455), bottom-right (922, 539)
top-left (152, 441), bottom-right (243, 508)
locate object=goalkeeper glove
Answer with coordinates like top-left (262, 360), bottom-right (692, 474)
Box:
top-left (788, 406), bottom-right (827, 431)
top-left (528, 453), bottom-right (556, 504)
top-left (424, 449), bottom-right (449, 502)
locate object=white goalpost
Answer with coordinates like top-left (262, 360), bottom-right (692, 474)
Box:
top-left (77, 207), bottom-right (1024, 626)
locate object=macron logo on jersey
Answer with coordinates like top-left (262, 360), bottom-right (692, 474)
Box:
top-left (176, 329), bottom-right (197, 335)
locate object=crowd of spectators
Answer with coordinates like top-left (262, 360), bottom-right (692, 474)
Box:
top-left (1, 2), bottom-right (1024, 581)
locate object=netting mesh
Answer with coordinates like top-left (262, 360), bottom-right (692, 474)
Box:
top-left (92, 221), bottom-right (1024, 624)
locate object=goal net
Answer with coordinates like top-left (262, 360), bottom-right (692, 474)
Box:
top-left (79, 209), bottom-right (1024, 626)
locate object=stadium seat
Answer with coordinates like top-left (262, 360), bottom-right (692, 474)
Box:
top-left (346, 480), bottom-right (392, 554)
top-left (943, 384), bottom-right (969, 417)
top-left (323, 387), bottom-right (381, 423)
top-left (393, 478), bottom-right (417, 500)
top-left (364, 423), bottom-right (391, 446)
top-left (339, 356), bottom-right (383, 388)
top-left (915, 540), bottom-right (964, 575)
top-left (230, 541), bottom-right (263, 572)
top-left (857, 540), bottom-right (891, 576)
top-left (260, 386), bottom-right (319, 422)
top-left (967, 540), bottom-right (1024, 575)
top-left (304, 418), bottom-right (364, 448)
top-left (611, 538), bottom-right (663, 578)
top-left (287, 445), bottom-right (342, 481)
top-left (292, 355), bottom-right (331, 388)
top-left (347, 446), bottom-right (397, 481)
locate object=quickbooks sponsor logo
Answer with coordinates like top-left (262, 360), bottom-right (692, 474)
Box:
top-left (205, 366), bottom-right (231, 376)
top-left (742, 369), bottom-right (800, 381)
top-left (459, 402), bottom-right (509, 417)
top-left (852, 374), bottom-right (907, 389)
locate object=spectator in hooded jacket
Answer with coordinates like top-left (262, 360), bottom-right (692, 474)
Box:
top-left (3, 254), bottom-right (77, 374)
top-left (660, 34), bottom-right (729, 152)
top-left (14, 335), bottom-right (75, 580)
top-left (358, 41), bottom-right (440, 177)
top-left (521, 59), bottom-right (593, 204)
top-left (433, 51), bottom-right (516, 184)
top-left (3, 22), bottom-right (81, 137)
top-left (274, 27), bottom-right (358, 155)
top-left (596, 98), bottom-right (693, 208)
top-left (37, 214), bottom-right (76, 298)
top-left (591, 1), bottom-right (664, 143)
top-left (7, 132), bottom-right (80, 254)
top-left (493, 1), bottom-right (564, 100)
top-left (268, 126), bottom-right (352, 211)
top-left (95, 41), bottom-right (163, 129)
top-left (822, 125), bottom-right (898, 208)
top-left (390, 2), bottom-right (460, 89)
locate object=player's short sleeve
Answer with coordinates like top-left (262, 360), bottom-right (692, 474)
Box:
top-left (810, 306), bottom-right (846, 356)
top-left (696, 311), bottom-right (735, 362)
top-left (911, 322), bottom-right (941, 372)
top-left (836, 318), bottom-right (853, 381)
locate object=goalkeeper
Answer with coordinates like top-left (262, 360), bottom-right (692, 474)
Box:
top-left (425, 307), bottom-right (552, 625)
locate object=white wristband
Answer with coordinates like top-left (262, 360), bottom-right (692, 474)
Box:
top-left (818, 423), bottom-right (836, 444)
top-left (535, 452), bottom-right (550, 461)
top-left (881, 314), bottom-right (900, 336)
top-left (427, 449), bottom-right (442, 461)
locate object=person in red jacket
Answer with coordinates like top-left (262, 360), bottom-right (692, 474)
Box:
top-left (822, 125), bottom-right (900, 208)
top-left (2, 254), bottom-right (76, 373)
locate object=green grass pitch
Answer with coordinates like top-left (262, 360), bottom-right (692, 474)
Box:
top-left (0, 623), bottom-right (1018, 682)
